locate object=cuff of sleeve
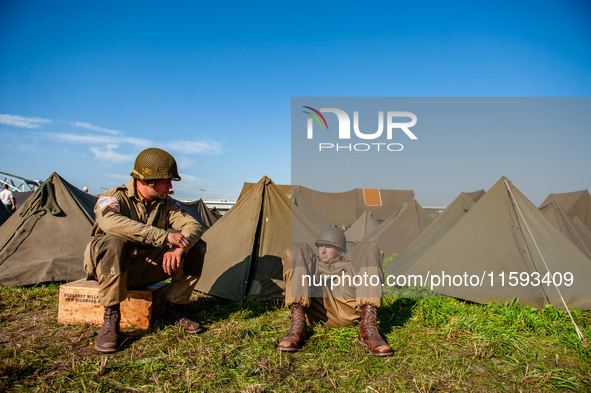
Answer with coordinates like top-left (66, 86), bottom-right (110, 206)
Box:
top-left (149, 228), bottom-right (169, 247)
top-left (184, 233), bottom-right (201, 250)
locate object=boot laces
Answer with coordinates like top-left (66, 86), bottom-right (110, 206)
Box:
top-left (103, 308), bottom-right (120, 332)
top-left (363, 306), bottom-right (379, 338)
top-left (289, 304), bottom-right (306, 332)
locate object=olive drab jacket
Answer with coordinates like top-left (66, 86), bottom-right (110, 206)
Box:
top-left (83, 179), bottom-right (203, 274)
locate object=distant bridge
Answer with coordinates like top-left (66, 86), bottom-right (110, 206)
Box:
top-left (0, 171), bottom-right (42, 192)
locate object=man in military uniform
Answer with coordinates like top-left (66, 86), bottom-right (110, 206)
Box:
top-left (84, 148), bottom-right (206, 353)
top-left (277, 227), bottom-right (393, 356)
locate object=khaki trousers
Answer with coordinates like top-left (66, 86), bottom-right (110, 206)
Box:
top-left (283, 242), bottom-right (383, 328)
top-left (86, 234), bottom-right (206, 307)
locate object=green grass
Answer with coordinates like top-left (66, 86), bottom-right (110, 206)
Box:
top-left (1, 284), bottom-right (590, 392)
top-left (382, 252), bottom-right (398, 269)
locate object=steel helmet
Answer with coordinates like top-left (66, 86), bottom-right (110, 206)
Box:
top-left (131, 148), bottom-right (181, 181)
top-left (314, 227), bottom-right (347, 251)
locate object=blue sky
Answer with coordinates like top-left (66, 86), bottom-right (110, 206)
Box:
top-left (1, 1), bottom-right (590, 205)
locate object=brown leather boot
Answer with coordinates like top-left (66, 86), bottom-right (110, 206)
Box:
top-left (277, 304), bottom-right (307, 352)
top-left (357, 305), bottom-right (393, 357)
top-left (95, 304), bottom-right (121, 353)
top-left (162, 303), bottom-right (203, 334)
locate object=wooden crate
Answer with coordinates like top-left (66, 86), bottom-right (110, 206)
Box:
top-left (58, 279), bottom-right (169, 329)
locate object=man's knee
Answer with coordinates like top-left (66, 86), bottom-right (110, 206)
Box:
top-left (282, 244), bottom-right (292, 271)
top-left (94, 235), bottom-right (132, 276)
top-left (353, 241), bottom-right (380, 255)
top-left (289, 242), bottom-right (316, 270)
top-left (351, 241), bottom-right (383, 271)
top-left (291, 242), bottom-right (312, 254)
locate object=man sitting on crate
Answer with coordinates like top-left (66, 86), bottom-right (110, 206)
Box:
top-left (84, 147), bottom-right (206, 353)
top-left (277, 227), bottom-right (393, 356)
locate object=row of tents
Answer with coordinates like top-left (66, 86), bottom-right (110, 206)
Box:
top-left (384, 178), bottom-right (591, 311)
top-left (1, 172), bottom-right (590, 312)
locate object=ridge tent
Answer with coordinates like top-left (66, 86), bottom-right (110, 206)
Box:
top-left (177, 198), bottom-right (218, 231)
top-left (194, 176), bottom-right (292, 302)
top-left (209, 206), bottom-right (222, 220)
top-left (345, 210), bottom-right (380, 243)
top-left (385, 192), bottom-right (475, 276)
top-left (365, 199), bottom-right (433, 258)
top-left (290, 186), bottom-right (357, 225)
top-left (540, 190), bottom-right (591, 233)
top-left (0, 173), bottom-right (96, 286)
top-left (402, 177), bottom-right (591, 311)
top-left (539, 201), bottom-right (591, 260)
top-left (290, 186), bottom-right (414, 226)
top-left (465, 189), bottom-right (486, 203)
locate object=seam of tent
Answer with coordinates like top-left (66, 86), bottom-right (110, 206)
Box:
top-left (245, 183), bottom-right (266, 297)
top-left (504, 180), bottom-right (586, 345)
top-left (563, 209), bottom-right (591, 258)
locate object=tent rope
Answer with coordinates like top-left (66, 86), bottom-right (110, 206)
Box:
top-left (504, 180), bottom-right (587, 346)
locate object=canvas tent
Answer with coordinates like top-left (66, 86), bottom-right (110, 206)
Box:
top-left (290, 186), bottom-right (414, 226)
top-left (177, 198), bottom-right (218, 231)
top-left (465, 189), bottom-right (486, 203)
top-left (385, 192), bottom-right (475, 276)
top-left (291, 186), bottom-right (358, 225)
top-left (0, 173), bottom-right (96, 286)
top-left (345, 210), bottom-right (380, 243)
top-left (400, 177), bottom-right (591, 311)
top-left (210, 206), bottom-right (221, 220)
top-left (540, 190), bottom-right (591, 233)
top-left (539, 201), bottom-right (591, 260)
top-left (365, 199), bottom-right (433, 258)
top-left (195, 176), bottom-right (292, 302)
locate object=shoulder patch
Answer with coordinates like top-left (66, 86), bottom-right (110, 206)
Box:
top-left (98, 197), bottom-right (120, 210)
top-left (173, 200), bottom-right (182, 209)
top-left (101, 205), bottom-right (119, 217)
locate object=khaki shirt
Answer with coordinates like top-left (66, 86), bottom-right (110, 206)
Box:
top-left (90, 179), bottom-right (203, 249)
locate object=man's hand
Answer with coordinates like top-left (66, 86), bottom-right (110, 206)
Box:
top-left (166, 232), bottom-right (189, 252)
top-left (162, 246), bottom-right (184, 275)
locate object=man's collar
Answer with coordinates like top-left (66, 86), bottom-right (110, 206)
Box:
top-left (126, 178), bottom-right (140, 200)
